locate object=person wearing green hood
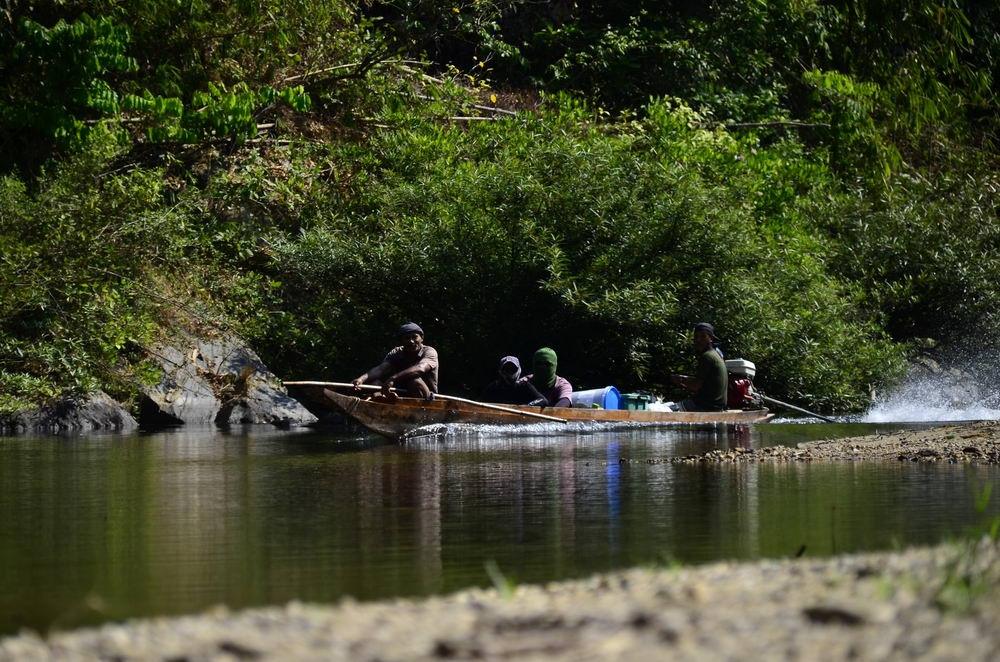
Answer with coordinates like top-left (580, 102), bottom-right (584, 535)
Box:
top-left (517, 347), bottom-right (573, 408)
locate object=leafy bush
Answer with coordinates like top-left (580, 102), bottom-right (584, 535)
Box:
top-left (380, 1), bottom-right (998, 170)
top-left (0, 135), bottom-right (186, 403)
top-left (262, 100), bottom-right (905, 409)
top-left (0, 13), bottom-right (136, 171)
top-left (3, 0), bottom-right (996, 417)
top-left (1, 1), bottom-right (376, 172)
top-left (816, 163), bottom-right (1000, 344)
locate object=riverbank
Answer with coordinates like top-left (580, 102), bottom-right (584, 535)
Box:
top-left (669, 421), bottom-right (1000, 465)
top-left (1, 540), bottom-right (997, 661)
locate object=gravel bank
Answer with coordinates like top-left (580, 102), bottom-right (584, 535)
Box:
top-left (670, 421), bottom-right (1000, 464)
top-left (2, 541), bottom-right (997, 661)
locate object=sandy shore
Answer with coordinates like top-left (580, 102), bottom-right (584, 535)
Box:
top-left (2, 423), bottom-right (998, 661)
top-left (669, 420), bottom-right (1000, 464)
top-left (1, 541), bottom-right (997, 661)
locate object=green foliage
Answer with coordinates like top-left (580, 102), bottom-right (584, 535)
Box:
top-left (0, 13), bottom-right (136, 167)
top-left (1, 0), bottom-right (997, 416)
top-left (484, 559), bottom-right (518, 599)
top-left (1, 1), bottom-right (377, 170)
top-left (0, 372), bottom-right (60, 416)
top-left (0, 135), bottom-right (186, 399)
top-left (0, 134), bottom-right (330, 405)
top-left (803, 69), bottom-right (898, 181)
top-left (98, 0), bottom-right (361, 95)
top-left (383, 1), bottom-right (998, 175)
top-left (122, 83), bottom-right (311, 143)
top-left (933, 483), bottom-right (1000, 614)
top-left (262, 100), bottom-right (904, 408)
top-left (815, 162), bottom-right (1000, 342)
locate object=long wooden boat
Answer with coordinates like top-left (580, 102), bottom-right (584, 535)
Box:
top-left (287, 383), bottom-right (774, 439)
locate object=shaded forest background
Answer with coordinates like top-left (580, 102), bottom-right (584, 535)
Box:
top-left (2, 0), bottom-right (999, 414)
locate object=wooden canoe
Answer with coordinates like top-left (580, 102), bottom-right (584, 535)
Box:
top-left (289, 384), bottom-right (774, 439)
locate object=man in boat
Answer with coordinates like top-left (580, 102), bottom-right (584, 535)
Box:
top-left (352, 322), bottom-right (439, 400)
top-left (669, 322), bottom-right (728, 412)
top-left (482, 356), bottom-right (536, 404)
top-left (518, 347), bottom-right (573, 408)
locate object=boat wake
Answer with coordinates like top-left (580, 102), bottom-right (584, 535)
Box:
top-left (404, 421), bottom-right (628, 440)
top-left (401, 418), bottom-right (718, 442)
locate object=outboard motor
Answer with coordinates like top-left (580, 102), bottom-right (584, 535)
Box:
top-left (725, 359), bottom-right (762, 409)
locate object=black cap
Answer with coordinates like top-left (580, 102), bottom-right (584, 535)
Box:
top-left (397, 322), bottom-right (424, 337)
top-left (693, 322), bottom-right (718, 340)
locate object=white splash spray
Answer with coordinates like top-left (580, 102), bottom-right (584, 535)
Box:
top-left (862, 360), bottom-right (1000, 422)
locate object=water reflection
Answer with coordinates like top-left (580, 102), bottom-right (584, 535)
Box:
top-left (606, 442), bottom-right (621, 559)
top-left (0, 424), bottom-right (996, 635)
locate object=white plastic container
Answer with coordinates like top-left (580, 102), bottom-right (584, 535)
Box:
top-left (725, 359), bottom-right (756, 379)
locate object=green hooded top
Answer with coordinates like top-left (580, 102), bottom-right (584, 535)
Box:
top-left (531, 347), bottom-right (558, 389)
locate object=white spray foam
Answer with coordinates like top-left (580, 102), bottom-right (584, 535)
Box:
top-left (862, 370), bottom-right (1000, 423)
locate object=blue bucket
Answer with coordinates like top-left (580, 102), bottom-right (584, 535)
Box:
top-left (570, 386), bottom-right (621, 410)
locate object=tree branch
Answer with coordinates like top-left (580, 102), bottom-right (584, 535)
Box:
top-left (695, 121), bottom-right (830, 130)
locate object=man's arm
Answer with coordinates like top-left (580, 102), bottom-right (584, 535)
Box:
top-left (673, 351), bottom-right (719, 394)
top-left (519, 378), bottom-right (549, 406)
top-left (550, 379), bottom-right (572, 408)
top-left (392, 360), bottom-right (430, 382)
top-left (520, 378), bottom-right (572, 408)
top-left (353, 360), bottom-right (392, 387)
top-left (670, 373), bottom-right (702, 393)
top-left (391, 347), bottom-right (438, 383)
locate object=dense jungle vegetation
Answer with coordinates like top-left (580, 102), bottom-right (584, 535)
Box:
top-left (2, 1), bottom-right (999, 414)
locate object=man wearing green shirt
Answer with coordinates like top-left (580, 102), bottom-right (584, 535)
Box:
top-left (670, 322), bottom-right (728, 411)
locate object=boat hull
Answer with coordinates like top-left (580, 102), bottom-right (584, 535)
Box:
top-left (295, 386), bottom-right (774, 438)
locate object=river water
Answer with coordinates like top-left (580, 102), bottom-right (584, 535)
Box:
top-left (1, 423), bottom-right (997, 635)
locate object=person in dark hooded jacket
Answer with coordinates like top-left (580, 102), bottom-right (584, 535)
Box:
top-left (482, 356), bottom-right (536, 404)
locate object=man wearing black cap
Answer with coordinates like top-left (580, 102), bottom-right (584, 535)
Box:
top-left (669, 322), bottom-right (728, 411)
top-left (352, 322), bottom-right (439, 399)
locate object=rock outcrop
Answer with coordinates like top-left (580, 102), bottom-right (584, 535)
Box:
top-left (0, 391), bottom-right (138, 434)
top-left (140, 331), bottom-right (317, 429)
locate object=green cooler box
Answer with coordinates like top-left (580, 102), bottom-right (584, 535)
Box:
top-left (620, 392), bottom-right (655, 410)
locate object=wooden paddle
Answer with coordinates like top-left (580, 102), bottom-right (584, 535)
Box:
top-left (284, 381), bottom-right (568, 424)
